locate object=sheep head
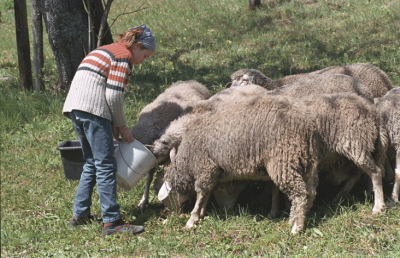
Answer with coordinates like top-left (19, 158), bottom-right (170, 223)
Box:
top-left (158, 181), bottom-right (190, 212)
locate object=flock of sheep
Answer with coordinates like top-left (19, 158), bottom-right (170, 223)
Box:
top-left (129, 63), bottom-right (399, 234)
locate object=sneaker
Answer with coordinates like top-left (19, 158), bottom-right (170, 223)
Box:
top-left (68, 213), bottom-right (95, 228)
top-left (102, 218), bottom-right (145, 236)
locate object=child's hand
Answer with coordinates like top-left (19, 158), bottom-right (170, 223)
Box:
top-left (113, 124), bottom-right (135, 143)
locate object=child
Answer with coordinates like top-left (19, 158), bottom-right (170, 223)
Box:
top-left (62, 24), bottom-right (156, 236)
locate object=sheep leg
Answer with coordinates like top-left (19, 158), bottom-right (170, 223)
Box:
top-left (200, 191), bottom-right (212, 218)
top-left (332, 170), bottom-right (362, 204)
top-left (185, 191), bottom-right (211, 228)
top-left (272, 170), bottom-right (309, 234)
top-left (305, 164), bottom-right (319, 211)
top-left (267, 183), bottom-right (280, 218)
top-left (391, 153), bottom-right (399, 204)
top-left (138, 170), bottom-right (154, 212)
top-left (384, 156), bottom-right (395, 182)
top-left (359, 162), bottom-right (386, 214)
top-left (288, 192), bottom-right (308, 234)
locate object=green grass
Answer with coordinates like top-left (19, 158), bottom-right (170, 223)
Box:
top-left (1, 0), bottom-right (400, 257)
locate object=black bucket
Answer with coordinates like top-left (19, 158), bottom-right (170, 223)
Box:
top-left (56, 140), bottom-right (119, 180)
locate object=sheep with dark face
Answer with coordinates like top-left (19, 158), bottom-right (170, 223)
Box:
top-left (158, 92), bottom-right (387, 234)
top-left (376, 87), bottom-right (400, 204)
top-left (130, 80), bottom-right (211, 211)
top-left (229, 63), bottom-right (393, 98)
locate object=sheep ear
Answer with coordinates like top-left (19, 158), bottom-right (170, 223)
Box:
top-left (145, 144), bottom-right (154, 152)
top-left (230, 80), bottom-right (243, 87)
top-left (225, 82), bottom-right (232, 88)
top-left (170, 147), bottom-right (177, 163)
top-left (247, 76), bottom-right (254, 84)
top-left (158, 181), bottom-right (172, 201)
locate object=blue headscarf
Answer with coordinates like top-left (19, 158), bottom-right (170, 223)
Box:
top-left (131, 24), bottom-right (156, 52)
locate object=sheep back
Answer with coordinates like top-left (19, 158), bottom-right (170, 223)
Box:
top-left (164, 93), bottom-right (384, 196)
top-left (152, 84), bottom-right (267, 161)
top-left (131, 80), bottom-right (211, 144)
top-left (270, 74), bottom-right (374, 101)
top-left (164, 93), bottom-right (316, 195)
top-left (311, 63), bottom-right (393, 98)
top-left (163, 92), bottom-right (386, 233)
top-left (376, 87), bottom-right (400, 152)
top-left (230, 63), bottom-right (393, 98)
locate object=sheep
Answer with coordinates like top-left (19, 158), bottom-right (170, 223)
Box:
top-left (265, 74), bottom-right (377, 202)
top-left (154, 73), bottom-right (377, 163)
top-left (158, 92), bottom-right (387, 234)
top-left (130, 80), bottom-right (211, 211)
top-left (131, 80), bottom-right (211, 144)
top-left (153, 74), bottom-right (374, 213)
top-left (154, 165), bottom-right (250, 212)
top-left (231, 73), bottom-right (382, 203)
top-left (375, 87), bottom-right (400, 204)
top-left (151, 84), bottom-right (267, 164)
top-left (228, 63), bottom-right (393, 98)
top-left (225, 74), bottom-right (375, 205)
top-left (150, 84), bottom-right (268, 212)
top-left (227, 68), bottom-right (303, 90)
top-left (311, 63), bottom-right (393, 98)
top-left (268, 74), bottom-right (374, 102)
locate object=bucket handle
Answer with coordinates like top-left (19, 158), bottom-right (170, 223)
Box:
top-left (117, 141), bottom-right (155, 176)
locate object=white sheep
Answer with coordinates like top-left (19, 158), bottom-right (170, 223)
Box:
top-left (376, 87), bottom-right (400, 204)
top-left (233, 73), bottom-right (383, 203)
top-left (158, 92), bottom-right (387, 234)
top-left (266, 74), bottom-right (377, 202)
top-left (229, 63), bottom-right (393, 98)
top-left (131, 80), bottom-right (211, 144)
top-left (151, 84), bottom-right (268, 212)
top-left (268, 74), bottom-right (374, 102)
top-left (153, 74), bottom-right (375, 213)
top-left (151, 84), bottom-right (267, 164)
top-left (225, 74), bottom-right (375, 206)
top-left (130, 80), bottom-right (211, 211)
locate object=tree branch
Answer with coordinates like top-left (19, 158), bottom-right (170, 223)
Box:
top-left (97, 0), bottom-right (151, 47)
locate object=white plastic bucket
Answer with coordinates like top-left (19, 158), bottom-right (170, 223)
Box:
top-left (114, 140), bottom-right (157, 190)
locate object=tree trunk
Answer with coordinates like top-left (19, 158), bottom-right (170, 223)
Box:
top-left (248, 0), bottom-right (261, 10)
top-left (91, 0), bottom-right (113, 48)
top-left (31, 0), bottom-right (44, 92)
top-left (96, 0), bottom-right (114, 48)
top-left (42, 0), bottom-right (89, 92)
top-left (14, 0), bottom-right (33, 91)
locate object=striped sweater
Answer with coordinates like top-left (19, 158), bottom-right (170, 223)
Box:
top-left (62, 43), bottom-right (133, 127)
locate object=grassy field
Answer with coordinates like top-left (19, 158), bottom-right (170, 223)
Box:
top-left (1, 0), bottom-right (400, 257)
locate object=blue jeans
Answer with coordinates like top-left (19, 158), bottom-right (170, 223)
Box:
top-left (69, 110), bottom-right (121, 223)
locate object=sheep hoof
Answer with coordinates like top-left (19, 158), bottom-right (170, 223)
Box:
top-left (391, 196), bottom-right (399, 205)
top-left (386, 199), bottom-right (397, 208)
top-left (138, 199), bottom-right (148, 213)
top-left (185, 218), bottom-right (197, 228)
top-left (184, 223), bottom-right (196, 230)
top-left (288, 216), bottom-right (295, 226)
top-left (267, 211), bottom-right (280, 219)
top-left (372, 205), bottom-right (386, 215)
top-left (291, 222), bottom-right (303, 234)
top-left (332, 197), bottom-right (344, 204)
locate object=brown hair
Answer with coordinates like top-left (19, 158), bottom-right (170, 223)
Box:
top-left (116, 27), bottom-right (145, 48)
